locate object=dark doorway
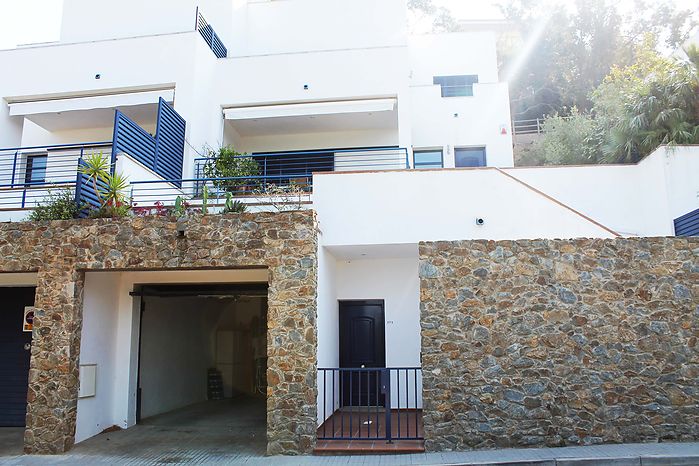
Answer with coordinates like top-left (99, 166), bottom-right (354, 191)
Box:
top-left (339, 300), bottom-right (386, 407)
top-left (0, 287), bottom-right (36, 426)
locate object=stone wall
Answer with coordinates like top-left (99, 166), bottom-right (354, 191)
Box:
top-left (420, 237), bottom-right (699, 451)
top-left (0, 212), bottom-right (318, 455)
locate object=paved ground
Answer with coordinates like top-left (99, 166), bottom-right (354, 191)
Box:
top-left (0, 429), bottom-right (22, 458)
top-left (0, 399), bottom-right (698, 464)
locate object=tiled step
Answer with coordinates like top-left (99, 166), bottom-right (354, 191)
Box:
top-left (314, 439), bottom-right (425, 455)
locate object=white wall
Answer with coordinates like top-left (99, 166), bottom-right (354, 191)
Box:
top-left (0, 100), bottom-right (22, 149)
top-left (409, 33), bottom-right (513, 168)
top-left (313, 168), bottom-right (617, 248)
top-left (76, 272), bottom-right (121, 443)
top-left (505, 146), bottom-right (699, 237)
top-left (60, 0), bottom-right (216, 43)
top-left (139, 296), bottom-right (221, 419)
top-left (230, 0), bottom-right (407, 56)
top-left (316, 246), bottom-right (338, 425)
top-left (336, 258), bottom-right (420, 370)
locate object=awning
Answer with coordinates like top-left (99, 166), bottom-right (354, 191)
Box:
top-left (8, 89), bottom-right (175, 117)
top-left (223, 98), bottom-right (397, 120)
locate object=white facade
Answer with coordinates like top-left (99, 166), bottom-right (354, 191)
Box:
top-left (1, 0), bottom-right (698, 444)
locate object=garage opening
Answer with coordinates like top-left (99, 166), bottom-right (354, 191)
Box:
top-left (134, 283), bottom-right (268, 453)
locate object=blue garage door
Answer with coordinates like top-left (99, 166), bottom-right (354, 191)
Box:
top-left (0, 287), bottom-right (35, 426)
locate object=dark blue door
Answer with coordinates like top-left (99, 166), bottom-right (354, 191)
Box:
top-left (339, 300), bottom-right (386, 407)
top-left (0, 287), bottom-right (35, 426)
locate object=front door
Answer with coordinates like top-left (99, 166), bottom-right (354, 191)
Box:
top-left (339, 300), bottom-right (385, 407)
top-left (0, 287), bottom-right (36, 426)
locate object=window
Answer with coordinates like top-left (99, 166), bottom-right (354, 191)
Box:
top-left (433, 75), bottom-right (479, 97)
top-left (413, 150), bottom-right (443, 169)
top-left (455, 147), bottom-right (486, 167)
top-left (24, 154), bottom-right (48, 185)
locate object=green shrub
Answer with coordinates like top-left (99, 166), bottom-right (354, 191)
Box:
top-left (28, 189), bottom-right (81, 221)
top-left (203, 146), bottom-right (260, 192)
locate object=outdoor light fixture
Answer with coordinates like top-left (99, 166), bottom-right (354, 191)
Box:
top-left (176, 221), bottom-right (186, 238)
top-left (95, 74), bottom-right (101, 79)
top-left (303, 84), bottom-right (309, 90)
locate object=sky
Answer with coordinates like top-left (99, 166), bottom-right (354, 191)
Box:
top-left (0, 0), bottom-right (697, 49)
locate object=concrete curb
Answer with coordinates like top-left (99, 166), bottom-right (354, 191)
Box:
top-left (446, 455), bottom-right (699, 466)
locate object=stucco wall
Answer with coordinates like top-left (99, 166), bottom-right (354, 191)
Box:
top-left (419, 237), bottom-right (699, 451)
top-left (0, 212), bottom-right (318, 456)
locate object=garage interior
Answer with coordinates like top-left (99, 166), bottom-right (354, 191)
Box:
top-left (135, 283), bottom-right (268, 453)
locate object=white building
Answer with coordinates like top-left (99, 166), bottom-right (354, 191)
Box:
top-left (0, 0), bottom-right (697, 456)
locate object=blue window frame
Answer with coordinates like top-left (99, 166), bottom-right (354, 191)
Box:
top-left (455, 147), bottom-right (486, 167)
top-left (413, 150), bottom-right (443, 169)
top-left (433, 75), bottom-right (479, 97)
top-left (24, 154), bottom-right (47, 185)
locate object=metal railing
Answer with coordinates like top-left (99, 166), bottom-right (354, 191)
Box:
top-left (513, 116), bottom-right (573, 135)
top-left (0, 142), bottom-right (111, 210)
top-left (513, 118), bottom-right (544, 135)
top-left (194, 147), bottom-right (409, 187)
top-left (0, 144), bottom-right (409, 212)
top-left (129, 174), bottom-right (312, 209)
top-left (317, 367), bottom-right (423, 442)
top-left (196, 8), bottom-right (228, 58)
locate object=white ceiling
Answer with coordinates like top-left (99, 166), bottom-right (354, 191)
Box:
top-left (26, 103), bottom-right (159, 132)
top-left (227, 110), bottom-right (398, 137)
top-left (325, 243), bottom-right (418, 260)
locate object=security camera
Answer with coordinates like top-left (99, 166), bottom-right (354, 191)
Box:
top-left (475, 217), bottom-right (485, 226)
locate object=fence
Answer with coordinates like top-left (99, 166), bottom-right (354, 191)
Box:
top-left (111, 98), bottom-right (185, 186)
top-left (317, 367), bottom-right (423, 442)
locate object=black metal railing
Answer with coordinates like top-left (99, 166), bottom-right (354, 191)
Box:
top-left (317, 367), bottom-right (422, 442)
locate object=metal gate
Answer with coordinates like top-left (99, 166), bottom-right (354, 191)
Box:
top-left (317, 367), bottom-right (423, 442)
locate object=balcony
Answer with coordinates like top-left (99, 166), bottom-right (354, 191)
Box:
top-left (0, 143), bottom-right (409, 218)
top-left (0, 142), bottom-right (112, 219)
top-left (129, 146), bottom-right (409, 208)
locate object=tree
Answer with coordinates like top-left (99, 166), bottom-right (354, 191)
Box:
top-left (592, 38), bottom-right (699, 162)
top-left (499, 0), bottom-right (697, 120)
top-left (519, 108), bottom-right (603, 166)
top-left (528, 39), bottom-right (699, 165)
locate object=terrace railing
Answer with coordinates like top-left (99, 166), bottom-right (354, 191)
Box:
top-left (317, 367), bottom-right (423, 442)
top-left (194, 147), bottom-right (409, 187)
top-left (196, 8), bottom-right (228, 58)
top-left (0, 142), bottom-right (111, 210)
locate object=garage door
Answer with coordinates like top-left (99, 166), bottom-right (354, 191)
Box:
top-left (0, 287), bottom-right (35, 426)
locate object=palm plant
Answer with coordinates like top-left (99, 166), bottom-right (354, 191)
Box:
top-left (78, 151), bottom-right (131, 217)
top-left (79, 152), bottom-right (111, 207)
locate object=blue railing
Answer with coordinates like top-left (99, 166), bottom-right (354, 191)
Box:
top-left (111, 98), bottom-right (186, 187)
top-left (0, 142), bottom-right (111, 210)
top-left (317, 367), bottom-right (423, 442)
top-left (674, 208), bottom-right (699, 237)
top-left (194, 147), bottom-right (409, 183)
top-left (196, 9), bottom-right (228, 58)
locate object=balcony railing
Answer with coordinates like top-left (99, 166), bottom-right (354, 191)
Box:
top-left (194, 147), bottom-right (409, 183)
top-left (0, 142), bottom-right (111, 210)
top-left (196, 8), bottom-right (228, 58)
top-left (0, 144), bottom-right (409, 212)
top-left (317, 367), bottom-right (423, 442)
